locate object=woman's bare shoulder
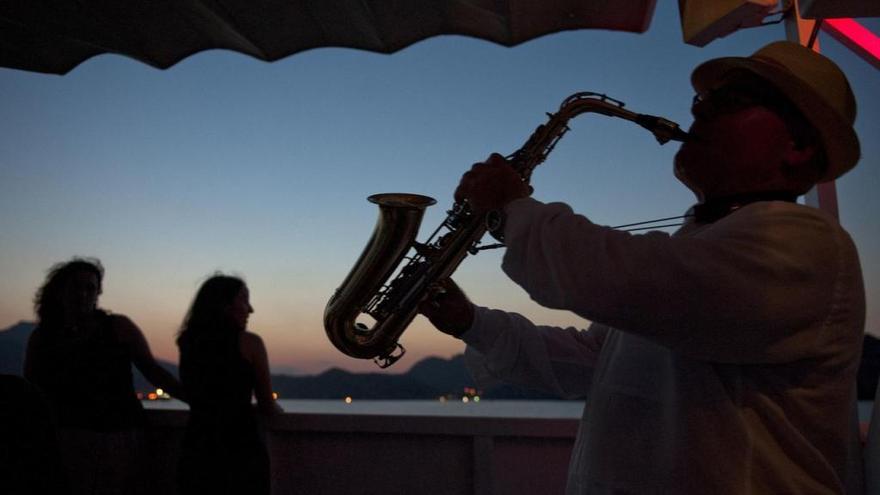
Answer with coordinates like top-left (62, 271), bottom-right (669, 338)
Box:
top-left (239, 331), bottom-right (265, 356)
top-left (106, 313), bottom-right (141, 336)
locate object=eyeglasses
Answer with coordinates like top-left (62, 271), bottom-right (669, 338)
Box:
top-left (691, 84), bottom-right (784, 117)
top-left (692, 80), bottom-right (820, 149)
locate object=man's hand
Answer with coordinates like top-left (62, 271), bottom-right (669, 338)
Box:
top-left (454, 153), bottom-right (530, 214)
top-left (418, 278), bottom-right (475, 338)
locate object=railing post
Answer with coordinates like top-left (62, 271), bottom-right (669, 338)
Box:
top-left (473, 435), bottom-right (494, 494)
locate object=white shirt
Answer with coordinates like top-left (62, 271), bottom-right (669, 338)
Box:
top-left (462, 197), bottom-right (865, 494)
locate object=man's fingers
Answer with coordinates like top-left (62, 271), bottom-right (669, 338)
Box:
top-left (417, 300), bottom-right (439, 319)
top-left (487, 152), bottom-right (506, 165)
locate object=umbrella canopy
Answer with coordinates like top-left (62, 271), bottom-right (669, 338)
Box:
top-left (1, 0), bottom-right (657, 75)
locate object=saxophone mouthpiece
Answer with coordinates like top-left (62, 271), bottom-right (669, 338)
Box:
top-left (669, 126), bottom-right (692, 143)
top-left (636, 114), bottom-right (691, 144)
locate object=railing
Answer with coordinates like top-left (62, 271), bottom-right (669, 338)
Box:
top-left (141, 410), bottom-right (579, 495)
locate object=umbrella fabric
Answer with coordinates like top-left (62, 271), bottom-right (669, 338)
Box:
top-left (1, 0), bottom-right (657, 75)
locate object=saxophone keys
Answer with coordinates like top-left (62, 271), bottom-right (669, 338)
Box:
top-left (374, 344), bottom-right (406, 369)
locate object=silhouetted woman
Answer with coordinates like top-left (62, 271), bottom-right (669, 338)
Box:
top-left (176, 274), bottom-right (280, 495)
top-left (24, 257), bottom-right (185, 495)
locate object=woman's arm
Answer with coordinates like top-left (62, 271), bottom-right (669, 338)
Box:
top-left (114, 315), bottom-right (187, 402)
top-left (240, 332), bottom-right (282, 415)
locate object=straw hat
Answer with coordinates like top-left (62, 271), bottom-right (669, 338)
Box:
top-left (691, 41), bottom-right (860, 182)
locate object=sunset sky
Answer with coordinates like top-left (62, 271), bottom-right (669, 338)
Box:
top-left (1, 4), bottom-right (878, 375)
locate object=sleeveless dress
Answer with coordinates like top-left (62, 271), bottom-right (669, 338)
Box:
top-left (177, 333), bottom-right (270, 495)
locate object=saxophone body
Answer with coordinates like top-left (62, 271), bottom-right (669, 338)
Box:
top-left (324, 92), bottom-right (688, 367)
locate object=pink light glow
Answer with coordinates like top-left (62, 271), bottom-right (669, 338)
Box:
top-left (823, 18), bottom-right (880, 70)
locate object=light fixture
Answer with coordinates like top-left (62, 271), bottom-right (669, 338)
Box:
top-left (679, 0), bottom-right (779, 47)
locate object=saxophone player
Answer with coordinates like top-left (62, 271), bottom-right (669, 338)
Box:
top-left (421, 41), bottom-right (865, 495)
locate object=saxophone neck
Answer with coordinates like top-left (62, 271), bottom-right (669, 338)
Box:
top-left (560, 92), bottom-right (689, 144)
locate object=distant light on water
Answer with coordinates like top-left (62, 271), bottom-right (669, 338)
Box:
top-left (345, 396), bottom-right (353, 404)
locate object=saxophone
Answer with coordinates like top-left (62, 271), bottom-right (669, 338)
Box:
top-left (324, 92), bottom-right (689, 367)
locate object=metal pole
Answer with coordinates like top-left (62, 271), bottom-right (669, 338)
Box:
top-left (784, 0), bottom-right (840, 220)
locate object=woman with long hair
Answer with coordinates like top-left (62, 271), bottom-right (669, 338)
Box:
top-left (24, 257), bottom-right (185, 495)
top-left (176, 274), bottom-right (280, 495)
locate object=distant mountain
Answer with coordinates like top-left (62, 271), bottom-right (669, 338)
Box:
top-left (272, 367), bottom-right (448, 399)
top-left (408, 355), bottom-right (472, 388)
top-left (269, 354), bottom-right (561, 400)
top-left (0, 322), bottom-right (480, 398)
top-left (0, 321), bottom-right (34, 375)
top-left (5, 321), bottom-right (875, 400)
top-left (0, 322), bottom-right (539, 399)
top-left (402, 354), bottom-right (557, 399)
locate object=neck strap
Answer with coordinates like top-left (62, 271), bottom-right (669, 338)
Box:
top-left (692, 191), bottom-right (798, 223)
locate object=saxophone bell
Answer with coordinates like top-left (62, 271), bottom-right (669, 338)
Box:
top-left (323, 193), bottom-right (436, 367)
